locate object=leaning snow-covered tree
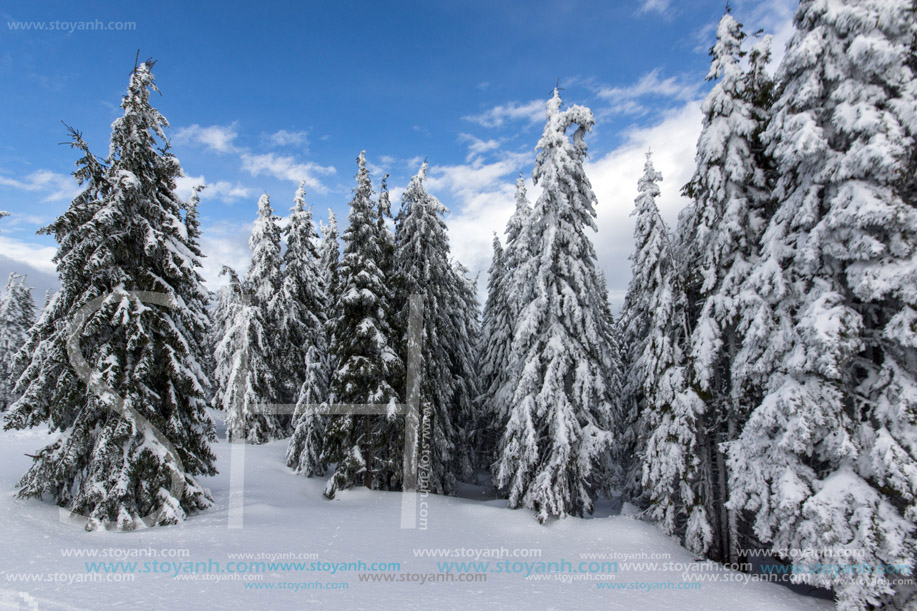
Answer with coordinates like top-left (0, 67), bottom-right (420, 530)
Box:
top-left (726, 1), bottom-right (917, 609)
top-left (213, 194), bottom-right (288, 443)
top-left (493, 88), bottom-right (619, 522)
top-left (284, 181), bottom-right (331, 477)
top-left (321, 152), bottom-right (403, 498)
top-left (3, 61), bottom-right (216, 530)
top-left (0, 273), bottom-right (36, 411)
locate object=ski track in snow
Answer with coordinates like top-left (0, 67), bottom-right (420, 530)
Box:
top-left (0, 423), bottom-right (831, 611)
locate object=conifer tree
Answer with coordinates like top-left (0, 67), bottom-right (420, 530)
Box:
top-left (478, 235), bottom-right (511, 467)
top-left (479, 176), bottom-right (536, 471)
top-left (493, 89), bottom-right (618, 522)
top-left (4, 61), bottom-right (216, 529)
top-left (672, 11), bottom-right (776, 562)
top-left (213, 195), bottom-right (288, 443)
top-left (318, 210), bottom-right (341, 309)
top-left (726, 2), bottom-right (917, 608)
top-left (321, 152), bottom-right (402, 498)
top-left (284, 181), bottom-right (331, 477)
top-left (0, 274), bottom-right (35, 411)
top-left (622, 153), bottom-right (706, 551)
top-left (392, 162), bottom-right (479, 493)
top-left (448, 260), bottom-right (481, 482)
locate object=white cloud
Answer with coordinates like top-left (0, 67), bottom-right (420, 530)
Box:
top-left (458, 133), bottom-right (502, 162)
top-left (267, 129), bottom-right (309, 148)
top-left (176, 174), bottom-right (253, 203)
top-left (595, 69), bottom-right (699, 116)
top-left (0, 169), bottom-right (80, 202)
top-left (463, 99), bottom-right (545, 128)
top-left (638, 0), bottom-right (671, 15)
top-left (240, 153), bottom-right (336, 193)
top-left (0, 235), bottom-right (57, 275)
top-left (173, 123), bottom-right (240, 154)
top-left (198, 221), bottom-right (253, 290)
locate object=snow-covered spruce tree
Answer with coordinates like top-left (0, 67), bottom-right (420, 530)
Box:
top-left (620, 153), bottom-right (705, 550)
top-left (493, 89), bottom-right (618, 522)
top-left (392, 162), bottom-right (477, 494)
top-left (448, 259), bottom-right (480, 483)
top-left (477, 235), bottom-right (511, 467)
top-left (321, 152), bottom-right (403, 498)
top-left (213, 195), bottom-right (288, 443)
top-left (726, 2), bottom-right (917, 608)
top-left (674, 11), bottom-right (776, 563)
top-left (504, 174), bottom-right (533, 313)
top-left (317, 209), bottom-right (341, 388)
top-left (283, 181), bottom-right (331, 477)
top-left (376, 175), bottom-right (396, 286)
top-left (0, 274), bottom-right (35, 411)
top-left (3, 62), bottom-right (216, 529)
top-left (318, 210), bottom-right (341, 309)
top-left (478, 175), bottom-right (534, 469)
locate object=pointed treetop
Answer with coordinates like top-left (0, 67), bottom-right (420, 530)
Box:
top-left (708, 11), bottom-right (745, 82)
top-left (638, 151), bottom-right (663, 196)
top-left (293, 179), bottom-right (307, 212)
top-left (547, 85), bottom-right (563, 117)
top-left (257, 192), bottom-right (272, 214)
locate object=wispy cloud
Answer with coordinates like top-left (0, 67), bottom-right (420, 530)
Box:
top-left (458, 133), bottom-right (502, 162)
top-left (241, 153), bottom-right (336, 192)
top-left (463, 99), bottom-right (544, 128)
top-left (638, 0), bottom-right (672, 16)
top-left (173, 123), bottom-right (240, 154)
top-left (0, 169), bottom-right (80, 202)
top-left (267, 129), bottom-right (309, 148)
top-left (175, 175), bottom-right (253, 203)
top-left (595, 69), bottom-right (701, 116)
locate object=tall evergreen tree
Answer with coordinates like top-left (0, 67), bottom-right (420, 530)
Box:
top-left (479, 176), bottom-right (534, 470)
top-left (318, 210), bottom-right (341, 307)
top-left (0, 274), bottom-right (35, 411)
top-left (284, 181), bottom-right (331, 477)
top-left (672, 11), bottom-right (776, 562)
top-left (493, 88), bottom-right (618, 522)
top-left (321, 152), bottom-right (402, 498)
top-left (478, 235), bottom-right (511, 468)
top-left (3, 61), bottom-right (216, 529)
top-left (393, 162), bottom-right (476, 494)
top-left (213, 195), bottom-right (288, 443)
top-left (449, 260), bottom-right (480, 482)
top-left (726, 2), bottom-right (917, 608)
top-left (621, 153), bottom-right (704, 549)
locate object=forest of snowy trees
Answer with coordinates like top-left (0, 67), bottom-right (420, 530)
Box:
top-left (0, 1), bottom-right (914, 610)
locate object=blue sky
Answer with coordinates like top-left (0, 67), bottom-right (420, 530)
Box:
top-left (0, 0), bottom-right (796, 308)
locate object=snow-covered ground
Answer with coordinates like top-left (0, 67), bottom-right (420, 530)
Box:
top-left (0, 418), bottom-right (831, 611)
